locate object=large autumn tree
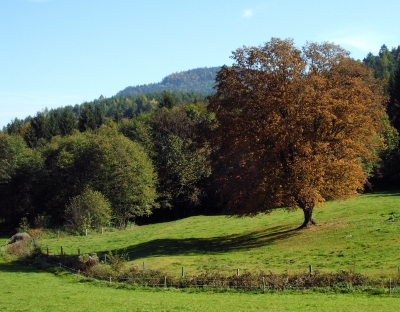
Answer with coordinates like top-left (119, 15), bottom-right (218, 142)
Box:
top-left (208, 38), bottom-right (390, 228)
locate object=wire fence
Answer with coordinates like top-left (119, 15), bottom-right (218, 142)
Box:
top-left (40, 252), bottom-right (400, 293)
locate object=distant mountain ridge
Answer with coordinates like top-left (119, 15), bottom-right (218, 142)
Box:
top-left (117, 67), bottom-right (220, 96)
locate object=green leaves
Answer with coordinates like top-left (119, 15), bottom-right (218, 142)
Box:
top-left (65, 187), bottom-right (112, 233)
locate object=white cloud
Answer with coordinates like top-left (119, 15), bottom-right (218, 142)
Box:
top-left (324, 30), bottom-right (397, 58)
top-left (333, 35), bottom-right (378, 52)
top-left (242, 9), bottom-right (253, 19)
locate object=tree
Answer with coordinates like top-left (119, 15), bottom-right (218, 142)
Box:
top-left (0, 133), bottom-right (44, 229)
top-left (59, 106), bottom-right (76, 136)
top-left (208, 38), bottom-right (390, 228)
top-left (151, 106), bottom-right (211, 217)
top-left (41, 128), bottom-right (158, 228)
top-left (158, 90), bottom-right (176, 109)
top-left (65, 187), bottom-right (112, 233)
top-left (6, 118), bottom-right (23, 135)
top-left (78, 104), bottom-right (97, 132)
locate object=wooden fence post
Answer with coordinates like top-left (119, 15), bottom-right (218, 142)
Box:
top-left (164, 276), bottom-right (167, 288)
top-left (309, 264), bottom-right (313, 276)
top-left (263, 277), bottom-right (266, 293)
top-left (182, 267), bottom-right (185, 278)
top-left (237, 269), bottom-right (240, 276)
top-left (60, 246), bottom-right (63, 256)
top-left (143, 262), bottom-right (146, 272)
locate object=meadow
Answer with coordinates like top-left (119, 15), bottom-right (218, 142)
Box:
top-left (34, 191), bottom-right (400, 277)
top-left (0, 259), bottom-right (399, 312)
top-left (1, 191), bottom-right (400, 311)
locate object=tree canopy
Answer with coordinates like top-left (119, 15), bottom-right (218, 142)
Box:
top-left (208, 38), bottom-right (390, 227)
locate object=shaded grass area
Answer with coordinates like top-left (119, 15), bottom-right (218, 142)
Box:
top-left (0, 259), bottom-right (399, 312)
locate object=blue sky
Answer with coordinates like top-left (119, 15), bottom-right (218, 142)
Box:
top-left (1, 0), bottom-right (399, 128)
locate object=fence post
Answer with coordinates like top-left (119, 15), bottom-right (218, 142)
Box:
top-left (237, 269), bottom-right (240, 276)
top-left (164, 276), bottom-right (167, 289)
top-left (109, 276), bottom-right (112, 284)
top-left (101, 227), bottom-right (104, 234)
top-left (309, 264), bottom-right (313, 276)
top-left (85, 229), bottom-right (88, 236)
top-left (143, 262), bottom-right (146, 272)
top-left (182, 267), bottom-right (185, 278)
top-left (60, 246), bottom-right (63, 256)
top-left (57, 230), bottom-right (60, 239)
top-left (263, 277), bottom-right (266, 293)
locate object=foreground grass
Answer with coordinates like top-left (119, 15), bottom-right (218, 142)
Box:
top-left (0, 260), bottom-right (399, 312)
top-left (32, 192), bottom-right (400, 277)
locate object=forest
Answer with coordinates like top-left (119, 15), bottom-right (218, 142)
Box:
top-left (1, 40), bottom-right (400, 233)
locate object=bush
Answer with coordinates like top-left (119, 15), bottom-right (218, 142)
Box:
top-left (78, 253), bottom-right (99, 270)
top-left (6, 240), bottom-right (30, 257)
top-left (65, 187), bottom-right (112, 233)
top-left (107, 250), bottom-right (129, 271)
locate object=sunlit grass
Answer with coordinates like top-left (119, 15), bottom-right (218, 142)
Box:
top-left (0, 259), bottom-right (399, 312)
top-left (32, 191), bottom-right (400, 277)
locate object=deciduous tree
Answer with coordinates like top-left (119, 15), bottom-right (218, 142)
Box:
top-left (208, 38), bottom-right (390, 228)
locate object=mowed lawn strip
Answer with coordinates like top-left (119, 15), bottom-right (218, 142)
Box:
top-left (10, 192), bottom-right (400, 277)
top-left (0, 259), bottom-right (399, 312)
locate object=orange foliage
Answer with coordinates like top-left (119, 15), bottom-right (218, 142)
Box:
top-left (209, 38), bottom-right (389, 226)
top-left (28, 228), bottom-right (42, 238)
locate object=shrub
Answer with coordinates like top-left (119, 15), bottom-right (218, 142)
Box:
top-left (78, 253), bottom-right (99, 270)
top-left (65, 187), bottom-right (112, 233)
top-left (107, 250), bottom-right (129, 271)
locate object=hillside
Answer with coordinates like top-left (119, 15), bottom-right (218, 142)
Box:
top-left (117, 67), bottom-right (220, 96)
top-left (36, 191), bottom-right (400, 277)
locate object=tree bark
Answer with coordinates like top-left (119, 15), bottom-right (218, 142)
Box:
top-left (299, 207), bottom-right (316, 229)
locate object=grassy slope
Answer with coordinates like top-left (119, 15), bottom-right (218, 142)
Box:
top-left (36, 192), bottom-right (400, 277)
top-left (0, 259), bottom-right (399, 312)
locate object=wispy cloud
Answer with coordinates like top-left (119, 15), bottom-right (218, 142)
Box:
top-left (242, 9), bottom-right (253, 19)
top-left (333, 35), bottom-right (379, 52)
top-left (325, 30), bottom-right (396, 58)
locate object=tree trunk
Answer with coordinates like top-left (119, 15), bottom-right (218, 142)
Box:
top-left (299, 207), bottom-right (316, 229)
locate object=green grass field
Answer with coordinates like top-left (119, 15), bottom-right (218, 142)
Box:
top-left (1, 192), bottom-right (400, 311)
top-left (32, 191), bottom-right (400, 277)
top-left (0, 259), bottom-right (399, 312)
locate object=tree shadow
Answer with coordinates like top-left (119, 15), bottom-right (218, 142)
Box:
top-left (97, 225), bottom-right (300, 260)
top-left (0, 224), bottom-right (301, 272)
top-left (0, 258), bottom-right (45, 273)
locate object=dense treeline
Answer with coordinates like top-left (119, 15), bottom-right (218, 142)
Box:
top-left (0, 91), bottom-right (212, 232)
top-left (1, 41), bottom-right (400, 232)
top-left (363, 44), bottom-right (400, 186)
top-left (117, 67), bottom-right (219, 97)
